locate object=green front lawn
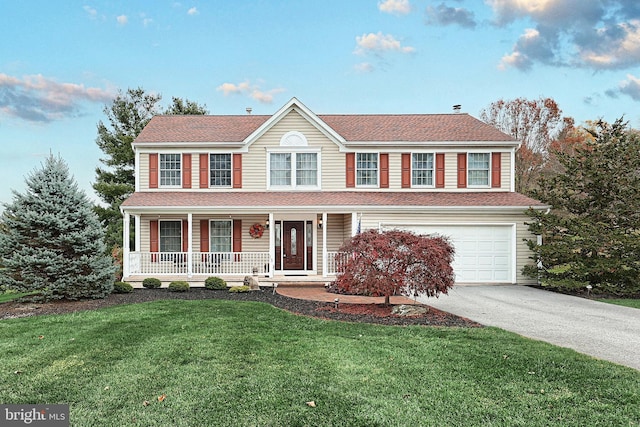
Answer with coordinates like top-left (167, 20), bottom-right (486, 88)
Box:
top-left (1, 299), bottom-right (638, 426)
top-left (596, 298), bottom-right (640, 309)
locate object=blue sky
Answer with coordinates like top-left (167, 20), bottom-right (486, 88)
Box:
top-left (2, 0), bottom-right (640, 205)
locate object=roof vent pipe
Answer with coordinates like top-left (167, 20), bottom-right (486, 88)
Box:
top-left (246, 107), bottom-right (252, 115)
top-left (453, 104), bottom-right (461, 113)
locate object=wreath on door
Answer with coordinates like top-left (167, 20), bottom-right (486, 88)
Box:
top-left (249, 223), bottom-right (264, 239)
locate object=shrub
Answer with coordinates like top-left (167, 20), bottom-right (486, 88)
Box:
top-left (142, 278), bottom-right (162, 289)
top-left (113, 282), bottom-right (133, 294)
top-left (333, 229), bottom-right (455, 304)
top-left (229, 285), bottom-right (250, 293)
top-left (205, 276), bottom-right (227, 290)
top-left (168, 281), bottom-right (189, 292)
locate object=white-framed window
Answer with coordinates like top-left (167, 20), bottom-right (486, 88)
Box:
top-left (210, 153), bottom-right (232, 187)
top-left (159, 220), bottom-right (182, 252)
top-left (412, 153), bottom-right (434, 187)
top-left (296, 153), bottom-right (318, 186)
top-left (210, 220), bottom-right (232, 253)
top-left (357, 153), bottom-right (378, 186)
top-left (468, 153), bottom-right (490, 187)
top-left (268, 151), bottom-right (319, 189)
top-left (160, 153), bottom-right (181, 187)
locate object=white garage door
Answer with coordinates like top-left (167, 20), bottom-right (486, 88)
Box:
top-left (382, 224), bottom-right (514, 283)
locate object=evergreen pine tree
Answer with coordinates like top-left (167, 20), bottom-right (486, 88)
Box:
top-left (93, 88), bottom-right (208, 252)
top-left (524, 118), bottom-right (640, 296)
top-left (0, 155), bottom-right (115, 300)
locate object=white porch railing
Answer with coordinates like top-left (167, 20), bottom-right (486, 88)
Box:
top-left (128, 252), bottom-right (270, 276)
top-left (326, 251), bottom-right (347, 276)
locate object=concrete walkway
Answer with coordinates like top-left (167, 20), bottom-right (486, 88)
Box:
top-left (419, 285), bottom-right (640, 371)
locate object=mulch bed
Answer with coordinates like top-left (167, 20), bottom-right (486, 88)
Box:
top-left (0, 288), bottom-right (481, 327)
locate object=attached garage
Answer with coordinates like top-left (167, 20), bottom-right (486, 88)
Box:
top-left (381, 223), bottom-right (516, 284)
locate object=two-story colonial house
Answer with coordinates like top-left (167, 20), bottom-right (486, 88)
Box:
top-left (120, 97), bottom-right (546, 285)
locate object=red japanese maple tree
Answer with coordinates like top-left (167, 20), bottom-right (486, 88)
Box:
top-left (333, 229), bottom-right (455, 304)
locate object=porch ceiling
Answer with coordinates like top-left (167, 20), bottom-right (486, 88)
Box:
top-left (121, 191), bottom-right (547, 214)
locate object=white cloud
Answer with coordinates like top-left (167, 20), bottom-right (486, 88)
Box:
top-left (619, 74), bottom-right (640, 101)
top-left (486, 0), bottom-right (640, 70)
top-left (0, 73), bottom-right (115, 123)
top-left (354, 62), bottom-right (375, 73)
top-left (354, 32), bottom-right (415, 55)
top-left (216, 80), bottom-right (285, 104)
top-left (580, 20), bottom-right (640, 69)
top-left (187, 7), bottom-right (198, 15)
top-left (378, 0), bottom-right (411, 15)
top-left (116, 14), bottom-right (128, 25)
top-left (83, 5), bottom-right (98, 19)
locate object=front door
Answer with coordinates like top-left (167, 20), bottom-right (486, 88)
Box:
top-left (283, 221), bottom-right (305, 270)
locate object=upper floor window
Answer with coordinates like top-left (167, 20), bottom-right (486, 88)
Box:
top-left (160, 154), bottom-right (181, 187)
top-left (412, 153), bottom-right (434, 187)
top-left (468, 153), bottom-right (490, 186)
top-left (210, 154), bottom-right (232, 187)
top-left (357, 153), bottom-right (378, 186)
top-left (269, 151), bottom-right (318, 188)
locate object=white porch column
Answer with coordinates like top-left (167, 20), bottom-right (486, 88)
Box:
top-left (187, 213), bottom-right (193, 278)
top-left (351, 212), bottom-right (360, 236)
top-left (268, 212), bottom-right (274, 278)
top-left (122, 212), bottom-right (130, 279)
top-left (134, 215), bottom-right (141, 252)
top-left (321, 212), bottom-right (328, 277)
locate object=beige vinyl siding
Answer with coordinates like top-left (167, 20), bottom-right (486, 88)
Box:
top-left (500, 151), bottom-right (511, 190)
top-left (319, 214), bottom-right (349, 270)
top-left (356, 211), bottom-right (536, 284)
top-left (140, 153), bottom-right (149, 190)
top-left (189, 153), bottom-right (198, 189)
top-left (388, 153), bottom-right (402, 190)
top-left (243, 110), bottom-right (345, 191)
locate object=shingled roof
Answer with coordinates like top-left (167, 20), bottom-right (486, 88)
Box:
top-left (121, 191), bottom-right (545, 212)
top-left (134, 112), bottom-right (515, 144)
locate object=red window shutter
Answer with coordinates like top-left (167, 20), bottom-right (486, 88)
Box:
top-left (233, 153), bottom-right (242, 188)
top-left (233, 220), bottom-right (242, 261)
top-left (346, 153), bottom-right (355, 188)
top-left (149, 153), bottom-right (158, 189)
top-left (182, 220), bottom-right (189, 252)
top-left (150, 220), bottom-right (159, 262)
top-left (492, 152), bottom-right (502, 188)
top-left (401, 153), bottom-right (411, 188)
top-left (457, 153), bottom-right (467, 188)
top-left (200, 220), bottom-right (209, 252)
top-left (380, 153), bottom-right (389, 188)
top-left (182, 154), bottom-right (192, 188)
top-left (436, 153), bottom-right (445, 188)
top-left (233, 220), bottom-right (242, 252)
top-left (199, 153), bottom-right (208, 188)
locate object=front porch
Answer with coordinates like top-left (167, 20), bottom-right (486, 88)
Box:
top-left (123, 251), bottom-right (345, 282)
top-left (121, 210), bottom-right (356, 281)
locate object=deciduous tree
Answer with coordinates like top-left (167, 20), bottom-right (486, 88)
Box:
top-left (332, 229), bottom-right (455, 304)
top-left (0, 155), bottom-right (115, 300)
top-left (480, 97), bottom-right (573, 195)
top-left (524, 118), bottom-right (640, 296)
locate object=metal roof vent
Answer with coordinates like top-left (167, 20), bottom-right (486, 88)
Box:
top-left (246, 107), bottom-right (252, 115)
top-left (453, 104), bottom-right (461, 113)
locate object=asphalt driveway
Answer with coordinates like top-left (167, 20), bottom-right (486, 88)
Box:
top-left (419, 285), bottom-right (640, 371)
